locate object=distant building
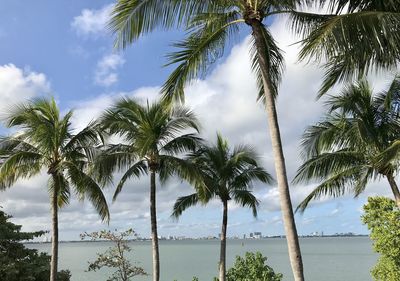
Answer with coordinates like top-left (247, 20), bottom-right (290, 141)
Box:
top-left (249, 232), bottom-right (262, 239)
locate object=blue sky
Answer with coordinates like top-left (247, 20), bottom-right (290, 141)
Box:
top-left (0, 0), bottom-right (395, 240)
top-left (0, 0), bottom-right (183, 100)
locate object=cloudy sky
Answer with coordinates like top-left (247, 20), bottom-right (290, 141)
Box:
top-left (0, 0), bottom-right (396, 241)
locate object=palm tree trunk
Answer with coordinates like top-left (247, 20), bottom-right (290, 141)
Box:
top-left (50, 180), bottom-right (58, 281)
top-left (386, 173), bottom-right (400, 207)
top-left (150, 171), bottom-right (160, 281)
top-left (219, 200), bottom-right (228, 281)
top-left (250, 20), bottom-right (305, 281)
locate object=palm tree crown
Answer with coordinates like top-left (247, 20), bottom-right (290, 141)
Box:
top-left (0, 97), bottom-right (109, 219)
top-left (294, 77), bottom-right (400, 211)
top-left (294, 0), bottom-right (400, 95)
top-left (0, 97), bottom-right (109, 281)
top-left (172, 133), bottom-right (272, 218)
top-left (172, 133), bottom-right (273, 281)
top-left (97, 97), bottom-right (201, 281)
top-left (96, 98), bottom-right (202, 193)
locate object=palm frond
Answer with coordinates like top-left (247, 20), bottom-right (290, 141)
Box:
top-left (293, 150), bottom-right (364, 184)
top-left (158, 154), bottom-right (203, 186)
top-left (375, 140), bottom-right (400, 168)
top-left (229, 189), bottom-right (259, 217)
top-left (171, 193), bottom-right (199, 219)
top-left (48, 174), bottom-right (71, 208)
top-left (298, 11), bottom-right (400, 96)
top-left (231, 166), bottom-right (274, 189)
top-left (0, 150), bottom-right (42, 188)
top-left (296, 166), bottom-right (362, 213)
top-left (65, 162), bottom-right (110, 222)
top-left (375, 74), bottom-right (400, 114)
top-left (113, 160), bottom-right (148, 201)
top-left (300, 115), bottom-right (349, 158)
top-left (93, 144), bottom-right (137, 184)
top-left (289, 10), bottom-right (335, 40)
top-left (109, 0), bottom-right (215, 49)
top-left (169, 106), bottom-right (201, 132)
top-left (353, 166), bottom-right (373, 197)
top-left (161, 133), bottom-right (203, 155)
top-left (63, 121), bottom-right (102, 155)
top-left (161, 10), bottom-right (243, 102)
top-left (250, 25), bottom-right (284, 101)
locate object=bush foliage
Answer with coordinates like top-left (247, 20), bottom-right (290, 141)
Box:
top-left (0, 209), bottom-right (70, 281)
top-left (225, 252), bottom-right (282, 281)
top-left (362, 197), bottom-right (400, 281)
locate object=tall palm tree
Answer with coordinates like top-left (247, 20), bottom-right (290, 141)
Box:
top-left (109, 2), bottom-right (308, 279)
top-left (96, 98), bottom-right (201, 281)
top-left (293, 77), bottom-right (400, 211)
top-left (0, 98), bottom-right (110, 281)
top-left (293, 0), bottom-right (400, 95)
top-left (172, 134), bottom-right (273, 281)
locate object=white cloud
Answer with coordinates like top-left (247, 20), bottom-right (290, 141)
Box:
top-left (71, 4), bottom-right (114, 37)
top-left (94, 53), bottom-right (125, 87)
top-left (0, 64), bottom-right (50, 112)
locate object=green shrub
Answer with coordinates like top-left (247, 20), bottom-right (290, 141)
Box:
top-left (362, 197), bottom-right (400, 281)
top-left (0, 209), bottom-right (71, 281)
top-left (215, 252), bottom-right (282, 281)
top-left (57, 270), bottom-right (72, 281)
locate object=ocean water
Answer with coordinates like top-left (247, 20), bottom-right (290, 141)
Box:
top-left (27, 237), bottom-right (377, 281)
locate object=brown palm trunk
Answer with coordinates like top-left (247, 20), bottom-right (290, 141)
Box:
top-left (386, 173), bottom-right (400, 207)
top-left (50, 180), bottom-right (58, 281)
top-left (219, 200), bottom-right (228, 281)
top-left (150, 170), bottom-right (160, 281)
top-left (250, 20), bottom-right (305, 281)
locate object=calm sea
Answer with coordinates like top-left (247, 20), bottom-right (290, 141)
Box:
top-left (27, 237), bottom-right (376, 281)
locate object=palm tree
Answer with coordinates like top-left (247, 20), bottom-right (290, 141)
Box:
top-left (109, 2), bottom-right (308, 279)
top-left (172, 134), bottom-right (273, 281)
top-left (293, 77), bottom-right (400, 211)
top-left (0, 98), bottom-right (110, 281)
top-left (96, 98), bottom-right (201, 281)
top-left (293, 0), bottom-right (400, 95)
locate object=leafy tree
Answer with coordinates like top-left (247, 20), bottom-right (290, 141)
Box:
top-left (97, 98), bottom-right (201, 281)
top-left (172, 134), bottom-right (272, 281)
top-left (109, 1), bottom-right (311, 279)
top-left (362, 197), bottom-right (400, 281)
top-left (0, 209), bottom-right (71, 281)
top-left (81, 229), bottom-right (147, 281)
top-left (216, 252), bottom-right (282, 281)
top-left (0, 98), bottom-right (110, 281)
top-left (294, 78), bottom-right (400, 210)
top-left (294, 0), bottom-right (400, 95)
